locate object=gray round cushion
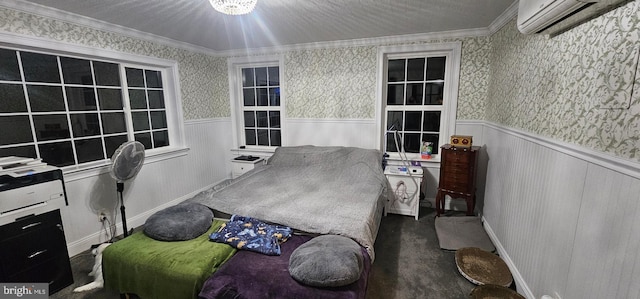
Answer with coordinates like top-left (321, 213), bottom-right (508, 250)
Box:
top-left (288, 235), bottom-right (364, 287)
top-left (144, 202), bottom-right (213, 241)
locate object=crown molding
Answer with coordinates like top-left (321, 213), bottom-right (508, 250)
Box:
top-left (489, 0), bottom-right (519, 34)
top-left (220, 27), bottom-right (490, 57)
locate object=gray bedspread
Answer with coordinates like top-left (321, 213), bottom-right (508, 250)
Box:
top-left (188, 145), bottom-right (390, 261)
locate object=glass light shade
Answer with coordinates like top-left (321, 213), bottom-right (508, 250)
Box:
top-left (209, 0), bottom-right (257, 15)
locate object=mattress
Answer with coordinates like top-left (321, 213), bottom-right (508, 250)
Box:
top-left (199, 234), bottom-right (372, 299)
top-left (103, 219), bottom-right (237, 299)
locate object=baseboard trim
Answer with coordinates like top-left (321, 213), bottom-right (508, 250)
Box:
top-left (482, 217), bottom-right (534, 299)
top-left (66, 180), bottom-right (223, 257)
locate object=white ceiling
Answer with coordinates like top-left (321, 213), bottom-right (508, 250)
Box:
top-left (14, 0), bottom-right (516, 52)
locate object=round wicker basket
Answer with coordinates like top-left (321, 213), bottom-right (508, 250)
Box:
top-left (469, 284), bottom-right (525, 299)
top-left (455, 247), bottom-right (513, 287)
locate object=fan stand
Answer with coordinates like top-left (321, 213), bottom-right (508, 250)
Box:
top-left (117, 182), bottom-right (132, 238)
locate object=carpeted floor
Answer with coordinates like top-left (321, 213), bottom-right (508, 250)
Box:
top-left (52, 207), bottom-right (486, 299)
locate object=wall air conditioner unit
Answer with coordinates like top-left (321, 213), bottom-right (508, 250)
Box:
top-left (517, 0), bottom-right (629, 35)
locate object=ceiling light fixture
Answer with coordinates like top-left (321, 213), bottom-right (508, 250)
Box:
top-left (209, 0), bottom-right (257, 15)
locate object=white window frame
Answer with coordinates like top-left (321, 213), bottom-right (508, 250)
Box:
top-left (376, 42), bottom-right (461, 162)
top-left (0, 32), bottom-right (187, 181)
top-left (228, 54), bottom-right (285, 152)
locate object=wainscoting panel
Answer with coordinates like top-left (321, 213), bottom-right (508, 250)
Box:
top-left (285, 118), bottom-right (378, 149)
top-left (62, 118), bottom-right (233, 256)
top-left (481, 122), bottom-right (640, 299)
top-left (565, 164), bottom-right (640, 299)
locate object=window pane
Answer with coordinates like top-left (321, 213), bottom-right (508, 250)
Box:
top-left (406, 83), bottom-right (423, 105)
top-left (145, 70), bottom-right (162, 88)
top-left (270, 130), bottom-right (281, 146)
top-left (387, 59), bottom-right (405, 82)
top-left (101, 112), bottom-right (126, 134)
top-left (422, 134), bottom-right (440, 154)
top-left (407, 58), bottom-right (425, 81)
top-left (269, 111), bottom-right (280, 128)
top-left (423, 111), bottom-right (441, 132)
top-left (244, 111), bottom-right (255, 127)
top-left (257, 129), bottom-right (269, 145)
top-left (0, 84), bottom-right (27, 113)
top-left (0, 145), bottom-right (36, 158)
top-left (257, 88), bottom-right (268, 106)
top-left (105, 135), bottom-right (128, 158)
top-left (387, 84), bottom-right (404, 105)
top-left (132, 111), bottom-right (150, 131)
top-left (426, 57), bottom-right (446, 80)
top-left (27, 85), bottom-right (65, 112)
top-left (404, 133), bottom-right (421, 153)
top-left (386, 132), bottom-right (401, 152)
top-left (21, 52), bottom-right (60, 83)
top-left (269, 87), bottom-right (280, 106)
top-left (153, 130), bottom-right (169, 147)
top-left (425, 83), bottom-right (444, 105)
top-left (255, 67), bottom-right (267, 86)
top-left (256, 111), bottom-right (268, 127)
top-left (60, 57), bottom-right (92, 85)
top-left (148, 90), bottom-right (165, 109)
top-left (0, 116), bottom-right (33, 145)
top-left (242, 68), bottom-right (254, 87)
top-left (243, 88), bottom-right (255, 106)
top-left (126, 68), bottom-right (145, 87)
top-left (71, 113), bottom-right (100, 137)
top-left (134, 132), bottom-right (152, 149)
top-left (405, 111), bottom-right (421, 131)
top-left (33, 115), bottom-right (70, 141)
top-left (387, 111), bottom-right (403, 131)
top-left (66, 87), bottom-right (97, 111)
top-left (268, 67), bottom-right (279, 86)
top-left (129, 89), bottom-right (147, 109)
top-left (97, 88), bottom-right (123, 110)
top-left (150, 111), bottom-right (167, 129)
top-left (94, 61), bottom-right (120, 86)
top-left (39, 141), bottom-right (74, 167)
top-left (245, 129), bottom-right (256, 145)
top-left (75, 138), bottom-right (104, 163)
top-left (0, 49), bottom-right (21, 81)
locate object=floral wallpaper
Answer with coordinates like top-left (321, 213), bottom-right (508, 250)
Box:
top-left (284, 47), bottom-right (378, 119)
top-left (487, 0), bottom-right (640, 161)
top-left (0, 7), bottom-right (228, 120)
top-left (281, 36), bottom-right (490, 119)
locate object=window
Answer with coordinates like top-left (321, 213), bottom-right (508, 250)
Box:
top-left (229, 56), bottom-right (284, 150)
top-left (0, 47), bottom-right (172, 168)
top-left (378, 43), bottom-right (461, 160)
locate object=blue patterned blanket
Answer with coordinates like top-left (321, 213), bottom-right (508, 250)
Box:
top-left (210, 215), bottom-right (292, 255)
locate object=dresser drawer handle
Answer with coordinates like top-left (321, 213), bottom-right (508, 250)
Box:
top-left (28, 249), bottom-right (48, 259)
top-left (22, 222), bottom-right (42, 230)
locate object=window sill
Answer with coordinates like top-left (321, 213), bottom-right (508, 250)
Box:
top-left (386, 156), bottom-right (441, 166)
top-left (62, 146), bottom-right (190, 182)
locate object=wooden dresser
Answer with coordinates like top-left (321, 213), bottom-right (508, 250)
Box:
top-left (436, 144), bottom-right (480, 216)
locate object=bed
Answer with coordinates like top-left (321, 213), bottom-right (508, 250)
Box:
top-left (199, 234), bottom-right (372, 299)
top-left (103, 219), bottom-right (237, 299)
top-left (189, 145), bottom-right (390, 261)
top-left (104, 145), bottom-right (389, 299)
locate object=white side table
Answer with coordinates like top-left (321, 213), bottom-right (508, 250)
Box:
top-left (384, 166), bottom-right (423, 220)
top-left (231, 156), bottom-right (264, 179)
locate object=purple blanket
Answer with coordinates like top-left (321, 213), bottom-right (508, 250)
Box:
top-left (199, 235), bottom-right (371, 299)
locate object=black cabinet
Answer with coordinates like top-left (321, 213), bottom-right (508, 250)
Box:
top-left (0, 209), bottom-right (73, 293)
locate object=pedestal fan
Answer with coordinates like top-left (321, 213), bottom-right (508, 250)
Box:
top-left (110, 141), bottom-right (145, 238)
